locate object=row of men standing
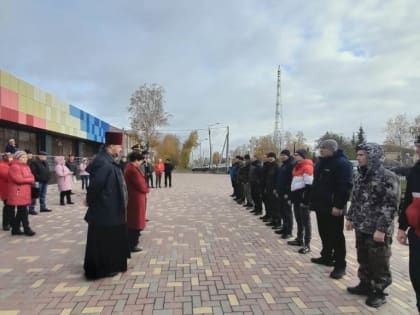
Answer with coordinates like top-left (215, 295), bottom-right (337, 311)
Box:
top-left (230, 139), bottom-right (404, 308)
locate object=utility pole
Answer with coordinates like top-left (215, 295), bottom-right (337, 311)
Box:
top-left (208, 127), bottom-right (212, 169)
top-left (226, 125), bottom-right (229, 173)
top-left (273, 65), bottom-right (283, 152)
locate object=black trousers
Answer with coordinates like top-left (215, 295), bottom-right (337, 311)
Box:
top-left (250, 183), bottom-right (262, 212)
top-left (2, 201), bottom-right (14, 228)
top-left (146, 174), bottom-right (154, 187)
top-left (293, 202), bottom-right (311, 245)
top-left (264, 193), bottom-right (278, 220)
top-left (356, 232), bottom-right (392, 292)
top-left (281, 197), bottom-right (293, 235)
top-left (164, 172), bottom-right (172, 187)
top-left (12, 205), bottom-right (30, 231)
top-left (60, 191), bottom-right (72, 205)
top-left (235, 181), bottom-right (245, 201)
top-left (408, 229), bottom-right (420, 312)
top-left (315, 211), bottom-right (346, 268)
top-left (155, 174), bottom-right (162, 187)
top-left (127, 228), bottom-right (141, 250)
top-left (271, 195), bottom-right (283, 226)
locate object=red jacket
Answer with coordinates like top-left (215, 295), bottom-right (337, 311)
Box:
top-left (124, 163), bottom-right (149, 230)
top-left (0, 160), bottom-right (10, 200)
top-left (154, 162), bottom-right (164, 175)
top-left (7, 160), bottom-right (35, 206)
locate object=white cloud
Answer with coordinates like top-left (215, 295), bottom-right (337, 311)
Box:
top-left (0, 0), bottom-right (419, 149)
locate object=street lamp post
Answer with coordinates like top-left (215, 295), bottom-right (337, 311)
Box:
top-left (208, 122), bottom-right (220, 169)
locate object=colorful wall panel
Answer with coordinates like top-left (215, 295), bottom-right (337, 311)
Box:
top-left (0, 69), bottom-right (119, 143)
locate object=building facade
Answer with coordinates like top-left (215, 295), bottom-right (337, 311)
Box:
top-left (0, 69), bottom-right (134, 158)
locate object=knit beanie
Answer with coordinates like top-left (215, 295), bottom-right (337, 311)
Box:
top-left (280, 149), bottom-right (291, 157)
top-left (14, 150), bottom-right (27, 160)
top-left (295, 149), bottom-right (307, 159)
top-left (320, 139), bottom-right (338, 152)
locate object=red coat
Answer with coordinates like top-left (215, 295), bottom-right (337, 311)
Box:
top-left (0, 160), bottom-right (10, 200)
top-left (124, 163), bottom-right (149, 230)
top-left (7, 160), bottom-right (35, 206)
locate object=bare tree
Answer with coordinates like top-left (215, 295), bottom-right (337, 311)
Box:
top-left (128, 84), bottom-right (170, 143)
top-left (384, 114), bottom-right (411, 148)
top-left (410, 114), bottom-right (420, 138)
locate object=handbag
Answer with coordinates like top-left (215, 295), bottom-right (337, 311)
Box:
top-left (31, 182), bottom-right (40, 199)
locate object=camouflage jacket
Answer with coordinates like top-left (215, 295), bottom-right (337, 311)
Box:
top-left (347, 143), bottom-right (400, 236)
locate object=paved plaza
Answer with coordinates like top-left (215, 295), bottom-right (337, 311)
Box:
top-left (0, 173), bottom-right (417, 315)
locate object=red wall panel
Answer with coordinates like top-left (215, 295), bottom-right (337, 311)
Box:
top-left (0, 106), bottom-right (19, 123)
top-left (0, 87), bottom-right (19, 110)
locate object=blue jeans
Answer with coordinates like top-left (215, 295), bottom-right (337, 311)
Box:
top-left (29, 182), bottom-right (48, 211)
top-left (81, 175), bottom-right (89, 190)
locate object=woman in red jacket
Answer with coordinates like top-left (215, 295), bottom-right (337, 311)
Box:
top-left (154, 159), bottom-right (164, 188)
top-left (0, 152), bottom-right (13, 230)
top-left (7, 151), bottom-right (36, 236)
top-left (124, 151), bottom-right (149, 252)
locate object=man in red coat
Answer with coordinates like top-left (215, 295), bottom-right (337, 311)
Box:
top-left (0, 153), bottom-right (13, 230)
top-left (124, 151), bottom-right (149, 252)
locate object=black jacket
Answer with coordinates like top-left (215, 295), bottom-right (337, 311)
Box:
top-left (264, 161), bottom-right (280, 194)
top-left (84, 149), bottom-right (127, 227)
top-left (4, 144), bottom-right (16, 153)
top-left (310, 150), bottom-right (353, 212)
top-left (275, 156), bottom-right (295, 195)
top-left (399, 160), bottom-right (420, 230)
top-left (30, 158), bottom-right (51, 182)
top-left (249, 160), bottom-right (263, 184)
top-left (66, 161), bottom-right (78, 174)
top-left (164, 162), bottom-right (174, 173)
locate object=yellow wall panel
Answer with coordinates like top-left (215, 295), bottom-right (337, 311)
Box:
top-left (10, 76), bottom-right (18, 92)
top-left (18, 80), bottom-right (26, 95)
top-left (0, 71), bottom-right (11, 91)
top-left (0, 70), bottom-right (6, 87)
top-left (46, 93), bottom-right (52, 106)
top-left (51, 108), bottom-right (56, 121)
top-left (38, 103), bottom-right (46, 118)
top-left (46, 121), bottom-right (58, 132)
top-left (26, 84), bottom-right (34, 98)
top-left (18, 95), bottom-right (26, 112)
top-left (45, 106), bottom-right (51, 120)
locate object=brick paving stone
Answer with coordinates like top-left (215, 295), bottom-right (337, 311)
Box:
top-left (0, 173), bottom-right (417, 314)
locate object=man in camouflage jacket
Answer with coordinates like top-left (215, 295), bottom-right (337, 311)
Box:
top-left (346, 142), bottom-right (400, 308)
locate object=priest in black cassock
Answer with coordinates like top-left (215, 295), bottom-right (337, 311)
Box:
top-left (83, 131), bottom-right (130, 280)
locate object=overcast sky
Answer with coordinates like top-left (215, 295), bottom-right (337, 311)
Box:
top-left (1, 0), bottom-right (419, 150)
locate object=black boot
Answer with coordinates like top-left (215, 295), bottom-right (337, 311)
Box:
top-left (365, 290), bottom-right (386, 308)
top-left (298, 245), bottom-right (311, 254)
top-left (330, 267), bottom-right (346, 279)
top-left (347, 282), bottom-right (371, 295)
top-left (287, 238), bottom-right (303, 246)
top-left (66, 191), bottom-right (74, 204)
top-left (310, 256), bottom-right (334, 266)
top-left (24, 227), bottom-right (36, 236)
top-left (11, 206), bottom-right (25, 235)
top-left (21, 207), bottom-right (35, 236)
